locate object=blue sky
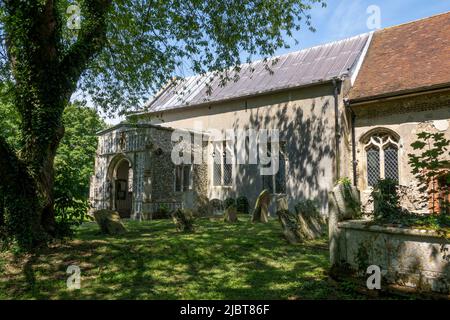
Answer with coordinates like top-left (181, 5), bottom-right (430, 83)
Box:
top-left (106, 0), bottom-right (450, 124)
top-left (273, 0), bottom-right (450, 56)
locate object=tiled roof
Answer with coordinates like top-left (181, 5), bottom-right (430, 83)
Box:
top-left (143, 33), bottom-right (370, 113)
top-left (349, 12), bottom-right (450, 102)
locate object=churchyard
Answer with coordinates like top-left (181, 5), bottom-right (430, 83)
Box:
top-left (0, 216), bottom-right (419, 300)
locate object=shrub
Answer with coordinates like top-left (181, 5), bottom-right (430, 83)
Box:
top-left (209, 199), bottom-right (224, 213)
top-left (54, 196), bottom-right (90, 226)
top-left (408, 131), bottom-right (450, 215)
top-left (224, 197), bottom-right (236, 209)
top-left (372, 178), bottom-right (401, 221)
top-left (236, 196), bottom-right (250, 214)
top-left (152, 203), bottom-right (170, 219)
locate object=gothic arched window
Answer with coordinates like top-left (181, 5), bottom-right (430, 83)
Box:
top-left (363, 131), bottom-right (400, 187)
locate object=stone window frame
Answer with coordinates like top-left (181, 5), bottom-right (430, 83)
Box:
top-left (358, 128), bottom-right (403, 190)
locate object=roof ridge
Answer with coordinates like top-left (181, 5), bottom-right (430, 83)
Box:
top-left (175, 32), bottom-right (372, 82)
top-left (376, 10), bottom-right (450, 33)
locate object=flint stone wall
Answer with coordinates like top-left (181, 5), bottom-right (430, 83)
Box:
top-left (90, 124), bottom-right (208, 220)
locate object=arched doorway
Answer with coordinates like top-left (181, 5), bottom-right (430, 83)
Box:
top-left (108, 156), bottom-right (133, 218)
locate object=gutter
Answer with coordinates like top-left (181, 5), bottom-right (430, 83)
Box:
top-left (126, 78), bottom-right (336, 118)
top-left (332, 78), bottom-right (342, 181)
top-left (345, 99), bottom-right (357, 186)
top-left (349, 83), bottom-right (450, 106)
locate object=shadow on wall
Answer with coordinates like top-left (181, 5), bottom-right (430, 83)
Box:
top-left (230, 95), bottom-right (335, 214)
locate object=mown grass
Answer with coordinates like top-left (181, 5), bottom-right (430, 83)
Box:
top-left (0, 216), bottom-right (397, 299)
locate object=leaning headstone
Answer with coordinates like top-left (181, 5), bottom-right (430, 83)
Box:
top-left (294, 200), bottom-right (327, 240)
top-left (223, 205), bottom-right (238, 223)
top-left (275, 196), bottom-right (307, 244)
top-left (276, 196), bottom-right (289, 212)
top-left (171, 209), bottom-right (195, 232)
top-left (276, 209), bottom-right (302, 244)
top-left (331, 183), bottom-right (361, 220)
top-left (93, 209), bottom-right (127, 235)
top-left (251, 189), bottom-right (271, 223)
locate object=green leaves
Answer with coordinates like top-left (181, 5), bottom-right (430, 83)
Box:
top-left (408, 131), bottom-right (450, 215)
top-left (372, 178), bottom-right (401, 221)
top-left (0, 0), bottom-right (325, 115)
top-left (54, 102), bottom-right (106, 224)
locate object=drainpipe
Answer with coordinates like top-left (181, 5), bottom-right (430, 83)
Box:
top-left (346, 100), bottom-right (358, 186)
top-left (332, 78), bottom-right (341, 181)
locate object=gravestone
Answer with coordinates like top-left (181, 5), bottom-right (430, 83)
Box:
top-left (276, 196), bottom-right (288, 212)
top-left (251, 189), bottom-right (271, 223)
top-left (330, 184), bottom-right (361, 220)
top-left (93, 209), bottom-right (127, 235)
top-left (294, 200), bottom-right (327, 240)
top-left (276, 196), bottom-right (303, 244)
top-left (223, 205), bottom-right (238, 223)
top-left (171, 209), bottom-right (195, 232)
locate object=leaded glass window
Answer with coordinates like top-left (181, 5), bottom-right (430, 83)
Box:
top-left (212, 141), bottom-right (233, 186)
top-left (384, 145), bottom-right (399, 182)
top-left (367, 147), bottom-right (380, 187)
top-left (363, 131), bottom-right (400, 187)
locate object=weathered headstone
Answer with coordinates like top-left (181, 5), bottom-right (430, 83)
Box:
top-left (223, 205), bottom-right (238, 223)
top-left (252, 189), bottom-right (271, 223)
top-left (275, 196), bottom-right (305, 244)
top-left (276, 209), bottom-right (302, 244)
top-left (171, 209), bottom-right (195, 232)
top-left (294, 200), bottom-right (327, 240)
top-left (276, 196), bottom-right (289, 212)
top-left (330, 183), bottom-right (361, 220)
top-left (93, 209), bottom-right (127, 235)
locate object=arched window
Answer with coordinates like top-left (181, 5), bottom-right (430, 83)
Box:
top-left (363, 131), bottom-right (400, 187)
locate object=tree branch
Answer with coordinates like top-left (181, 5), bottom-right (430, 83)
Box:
top-left (61, 0), bottom-right (112, 92)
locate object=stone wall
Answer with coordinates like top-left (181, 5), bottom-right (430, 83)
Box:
top-left (333, 220), bottom-right (450, 293)
top-left (89, 124), bottom-right (208, 220)
top-left (352, 90), bottom-right (450, 214)
top-left (133, 81), bottom-right (346, 214)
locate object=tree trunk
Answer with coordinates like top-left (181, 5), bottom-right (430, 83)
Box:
top-left (18, 100), bottom-right (65, 236)
top-left (1, 0), bottom-right (111, 248)
top-left (0, 136), bottom-right (43, 247)
top-left (0, 190), bottom-right (4, 227)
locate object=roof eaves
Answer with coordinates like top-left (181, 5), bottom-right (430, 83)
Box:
top-left (349, 82), bottom-right (450, 105)
top-left (132, 78), bottom-right (336, 117)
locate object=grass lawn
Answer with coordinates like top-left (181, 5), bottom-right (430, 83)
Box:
top-left (0, 216), bottom-right (401, 299)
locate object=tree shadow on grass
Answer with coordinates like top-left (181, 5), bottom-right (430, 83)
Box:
top-left (1, 218), bottom-right (337, 299)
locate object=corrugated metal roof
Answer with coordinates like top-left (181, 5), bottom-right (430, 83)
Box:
top-left (144, 33), bottom-right (370, 113)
